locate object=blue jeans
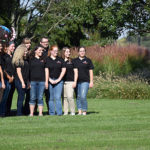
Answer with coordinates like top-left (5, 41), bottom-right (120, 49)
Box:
top-left (29, 81), bottom-right (45, 106)
top-left (15, 79), bottom-right (27, 116)
top-left (0, 80), bottom-right (11, 116)
top-left (49, 80), bottom-right (63, 115)
top-left (76, 82), bottom-right (89, 111)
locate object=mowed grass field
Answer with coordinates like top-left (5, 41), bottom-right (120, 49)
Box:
top-left (1, 94), bottom-right (150, 150)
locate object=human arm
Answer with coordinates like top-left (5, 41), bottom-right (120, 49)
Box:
top-left (0, 66), bottom-right (5, 89)
top-left (72, 68), bottom-right (78, 88)
top-left (89, 69), bottom-right (94, 88)
top-left (16, 68), bottom-right (25, 88)
top-left (45, 68), bottom-right (49, 89)
top-left (54, 68), bottom-right (66, 84)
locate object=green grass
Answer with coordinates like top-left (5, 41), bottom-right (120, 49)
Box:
top-left (1, 98), bottom-right (150, 150)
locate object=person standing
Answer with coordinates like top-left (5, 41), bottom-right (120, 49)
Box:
top-left (22, 38), bottom-right (31, 115)
top-left (12, 44), bottom-right (29, 116)
top-left (0, 41), bottom-right (15, 116)
top-left (0, 42), bottom-right (5, 104)
top-left (74, 47), bottom-right (94, 115)
top-left (45, 45), bottom-right (66, 116)
top-left (29, 45), bottom-right (46, 116)
top-left (40, 37), bottom-right (49, 60)
top-left (40, 37), bottom-right (49, 112)
top-left (5, 41), bottom-right (15, 116)
top-left (62, 47), bottom-right (78, 115)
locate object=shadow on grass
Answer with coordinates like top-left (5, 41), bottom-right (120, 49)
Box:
top-left (87, 111), bottom-right (99, 115)
top-left (4, 110), bottom-right (99, 117)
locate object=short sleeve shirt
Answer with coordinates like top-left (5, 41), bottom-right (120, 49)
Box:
top-left (15, 60), bottom-right (29, 83)
top-left (29, 57), bottom-right (45, 81)
top-left (64, 59), bottom-right (77, 82)
top-left (45, 56), bottom-right (66, 79)
top-left (74, 57), bottom-right (94, 82)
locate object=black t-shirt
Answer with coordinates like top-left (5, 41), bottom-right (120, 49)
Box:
top-left (29, 57), bottom-right (45, 81)
top-left (41, 47), bottom-right (49, 60)
top-left (41, 50), bottom-right (48, 60)
top-left (14, 60), bottom-right (29, 83)
top-left (74, 57), bottom-right (94, 82)
top-left (0, 55), bottom-right (2, 81)
top-left (4, 54), bottom-right (15, 77)
top-left (64, 59), bottom-right (77, 82)
top-left (45, 56), bottom-right (66, 79)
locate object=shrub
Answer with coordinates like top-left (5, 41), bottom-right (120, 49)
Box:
top-left (88, 72), bottom-right (150, 99)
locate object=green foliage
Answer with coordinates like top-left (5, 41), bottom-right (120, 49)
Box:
top-left (88, 73), bottom-right (150, 99)
top-left (1, 0), bottom-right (150, 47)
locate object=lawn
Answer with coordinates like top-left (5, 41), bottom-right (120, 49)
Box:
top-left (0, 98), bottom-right (150, 150)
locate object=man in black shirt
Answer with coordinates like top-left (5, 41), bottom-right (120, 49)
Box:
top-left (40, 37), bottom-right (49, 60)
top-left (39, 37), bottom-right (49, 113)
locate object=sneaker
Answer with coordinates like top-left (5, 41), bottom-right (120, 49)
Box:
top-left (70, 113), bottom-right (75, 116)
top-left (39, 114), bottom-right (43, 116)
top-left (82, 112), bottom-right (87, 116)
top-left (64, 113), bottom-right (68, 115)
top-left (78, 113), bottom-right (82, 115)
top-left (29, 114), bottom-right (33, 117)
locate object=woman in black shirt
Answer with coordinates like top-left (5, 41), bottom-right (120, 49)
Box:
top-left (62, 47), bottom-right (78, 115)
top-left (29, 45), bottom-right (46, 116)
top-left (0, 41), bottom-right (15, 116)
top-left (12, 44), bottom-right (29, 116)
top-left (0, 42), bottom-right (6, 113)
top-left (74, 47), bottom-right (94, 115)
top-left (45, 45), bottom-right (66, 116)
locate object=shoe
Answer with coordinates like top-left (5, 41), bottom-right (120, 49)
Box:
top-left (29, 114), bottom-right (33, 117)
top-left (39, 114), bottom-right (43, 116)
top-left (82, 112), bottom-right (87, 116)
top-left (70, 113), bottom-right (75, 116)
top-left (78, 113), bottom-right (82, 115)
top-left (64, 113), bottom-right (68, 115)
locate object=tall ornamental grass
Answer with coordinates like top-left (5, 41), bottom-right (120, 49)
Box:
top-left (71, 44), bottom-right (150, 75)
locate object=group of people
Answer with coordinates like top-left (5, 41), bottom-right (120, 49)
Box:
top-left (0, 37), bottom-right (94, 117)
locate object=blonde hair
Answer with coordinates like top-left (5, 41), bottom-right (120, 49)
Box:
top-left (12, 44), bottom-right (27, 66)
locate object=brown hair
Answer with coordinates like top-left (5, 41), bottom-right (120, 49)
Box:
top-left (47, 45), bottom-right (58, 57)
top-left (22, 38), bottom-right (31, 44)
top-left (40, 37), bottom-right (49, 43)
top-left (61, 47), bottom-right (72, 62)
top-left (78, 46), bottom-right (86, 52)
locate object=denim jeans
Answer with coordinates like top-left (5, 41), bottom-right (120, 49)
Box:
top-left (76, 82), bottom-right (89, 111)
top-left (0, 80), bottom-right (11, 116)
top-left (15, 79), bottom-right (27, 116)
top-left (29, 81), bottom-right (45, 106)
top-left (49, 80), bottom-right (63, 115)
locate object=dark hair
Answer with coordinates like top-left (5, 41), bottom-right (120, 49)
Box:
top-left (40, 37), bottom-right (49, 43)
top-left (78, 46), bottom-right (86, 52)
top-left (30, 45), bottom-right (43, 59)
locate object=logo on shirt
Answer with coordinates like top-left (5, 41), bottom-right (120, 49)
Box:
top-left (83, 61), bottom-right (88, 64)
top-left (57, 61), bottom-right (61, 64)
top-left (67, 61), bottom-right (72, 65)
